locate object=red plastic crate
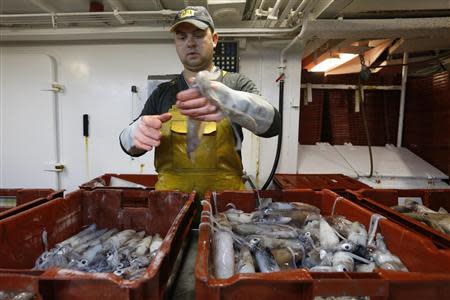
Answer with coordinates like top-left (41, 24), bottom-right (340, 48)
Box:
top-left (347, 189), bottom-right (450, 249)
top-left (0, 188), bottom-right (63, 218)
top-left (80, 174), bottom-right (158, 190)
top-left (274, 174), bottom-right (371, 191)
top-left (0, 189), bottom-right (195, 300)
top-left (0, 273), bottom-right (42, 300)
top-left (196, 189), bottom-right (450, 300)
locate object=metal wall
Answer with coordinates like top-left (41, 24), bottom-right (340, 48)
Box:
top-left (0, 40), bottom-right (283, 191)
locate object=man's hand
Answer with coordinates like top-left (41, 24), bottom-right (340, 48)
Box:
top-left (133, 113), bottom-right (172, 151)
top-left (176, 83), bottom-right (224, 122)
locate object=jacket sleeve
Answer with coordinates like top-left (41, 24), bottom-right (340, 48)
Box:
top-left (236, 74), bottom-right (281, 138)
top-left (196, 71), bottom-right (281, 137)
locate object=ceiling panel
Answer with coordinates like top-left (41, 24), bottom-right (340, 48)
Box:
top-left (342, 0), bottom-right (450, 13)
top-left (338, 0), bottom-right (450, 18)
top-left (0, 0), bottom-right (52, 14)
top-left (0, 0), bottom-right (183, 14)
top-left (395, 38), bottom-right (450, 54)
top-left (1, 0), bottom-right (450, 52)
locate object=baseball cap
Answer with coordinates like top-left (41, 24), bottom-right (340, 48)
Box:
top-left (170, 6), bottom-right (215, 32)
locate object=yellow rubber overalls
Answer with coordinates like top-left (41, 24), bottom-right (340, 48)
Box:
top-left (154, 73), bottom-right (245, 197)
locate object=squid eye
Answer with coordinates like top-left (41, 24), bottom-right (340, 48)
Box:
top-left (342, 267), bottom-right (348, 272)
top-left (343, 244), bottom-right (351, 250)
top-left (305, 232), bottom-right (311, 237)
top-left (114, 269), bottom-right (124, 276)
top-left (117, 263), bottom-right (124, 269)
top-left (81, 259), bottom-right (88, 265)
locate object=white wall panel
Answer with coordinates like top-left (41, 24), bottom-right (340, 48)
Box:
top-left (0, 40), bottom-right (296, 191)
top-left (240, 41), bottom-right (284, 187)
top-left (0, 53), bottom-right (58, 188)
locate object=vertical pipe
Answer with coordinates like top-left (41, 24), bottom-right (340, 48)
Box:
top-left (255, 0), bottom-right (268, 17)
top-left (259, 0), bottom-right (268, 11)
top-left (48, 55), bottom-right (62, 189)
top-left (286, 0), bottom-right (307, 25)
top-left (280, 0), bottom-right (313, 67)
top-left (396, 52), bottom-right (408, 147)
top-left (268, 0), bottom-right (283, 20)
top-left (280, 15), bottom-right (309, 67)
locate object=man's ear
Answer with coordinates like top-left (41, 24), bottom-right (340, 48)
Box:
top-left (212, 31), bottom-right (219, 48)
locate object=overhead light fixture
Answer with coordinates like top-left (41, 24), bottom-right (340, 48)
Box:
top-left (310, 53), bottom-right (357, 72)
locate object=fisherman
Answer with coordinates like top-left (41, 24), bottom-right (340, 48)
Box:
top-left (119, 6), bottom-right (280, 196)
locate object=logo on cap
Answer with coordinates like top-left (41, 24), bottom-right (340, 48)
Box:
top-left (179, 9), bottom-right (195, 18)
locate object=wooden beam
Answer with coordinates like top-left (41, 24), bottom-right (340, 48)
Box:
top-left (302, 39), bottom-right (346, 70)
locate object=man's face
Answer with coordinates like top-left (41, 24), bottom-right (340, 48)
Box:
top-left (173, 22), bottom-right (218, 72)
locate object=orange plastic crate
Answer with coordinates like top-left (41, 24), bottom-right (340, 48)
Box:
top-left (0, 189), bottom-right (195, 300)
top-left (196, 189), bottom-right (450, 300)
top-left (347, 189), bottom-right (450, 249)
top-left (274, 174), bottom-right (370, 191)
top-left (80, 174), bottom-right (158, 191)
top-left (0, 188), bottom-right (63, 218)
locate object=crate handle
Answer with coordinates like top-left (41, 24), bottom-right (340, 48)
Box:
top-left (120, 197), bottom-right (149, 208)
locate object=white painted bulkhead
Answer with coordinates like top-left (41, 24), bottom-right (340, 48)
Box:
top-left (0, 40), bottom-right (291, 191)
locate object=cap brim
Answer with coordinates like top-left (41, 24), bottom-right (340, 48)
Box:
top-left (170, 19), bottom-right (209, 32)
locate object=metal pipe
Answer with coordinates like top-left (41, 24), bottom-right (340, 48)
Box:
top-left (258, 0), bottom-right (268, 11)
top-left (268, 0), bottom-right (284, 20)
top-left (2, 14), bottom-right (449, 33)
top-left (294, 0), bottom-right (309, 14)
top-left (106, 0), bottom-right (127, 11)
top-left (286, 0), bottom-right (307, 25)
top-left (0, 10), bottom-right (177, 18)
top-left (255, 0), bottom-right (268, 18)
top-left (300, 83), bottom-right (402, 90)
top-left (47, 54), bottom-right (62, 189)
top-left (2, 14), bottom-right (449, 31)
top-left (280, 16), bottom-right (308, 68)
top-left (113, 9), bottom-right (126, 24)
top-left (275, 0), bottom-right (298, 27)
top-left (220, 23), bottom-right (302, 36)
top-left (0, 24), bottom-right (305, 42)
top-left (397, 52), bottom-right (408, 147)
top-left (2, 16), bottom-right (450, 41)
top-left (280, 0), bottom-right (313, 67)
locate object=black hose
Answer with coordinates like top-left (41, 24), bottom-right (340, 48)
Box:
top-left (358, 82), bottom-right (374, 178)
top-left (262, 76), bottom-right (284, 190)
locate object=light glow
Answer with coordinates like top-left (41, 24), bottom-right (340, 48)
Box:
top-left (310, 53), bottom-right (357, 72)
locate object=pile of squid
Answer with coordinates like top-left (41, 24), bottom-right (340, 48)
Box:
top-left (203, 200), bottom-right (408, 279)
top-left (0, 291), bottom-right (34, 300)
top-left (391, 201), bottom-right (450, 235)
top-left (34, 224), bottom-right (163, 280)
